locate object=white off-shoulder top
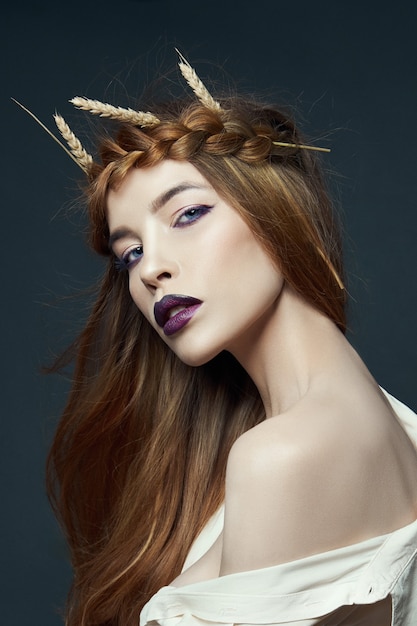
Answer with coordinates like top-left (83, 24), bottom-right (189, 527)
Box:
top-left (140, 390), bottom-right (417, 626)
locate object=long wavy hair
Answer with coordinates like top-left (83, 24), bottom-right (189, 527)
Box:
top-left (47, 95), bottom-right (347, 626)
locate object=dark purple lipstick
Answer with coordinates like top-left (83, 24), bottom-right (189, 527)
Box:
top-left (154, 294), bottom-right (202, 336)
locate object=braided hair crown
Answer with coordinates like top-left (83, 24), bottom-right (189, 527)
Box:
top-left (96, 99), bottom-right (311, 171)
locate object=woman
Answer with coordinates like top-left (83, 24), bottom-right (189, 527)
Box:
top-left (25, 54), bottom-right (417, 625)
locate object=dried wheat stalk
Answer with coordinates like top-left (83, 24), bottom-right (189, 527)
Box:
top-left (70, 97), bottom-right (160, 127)
top-left (54, 113), bottom-right (93, 173)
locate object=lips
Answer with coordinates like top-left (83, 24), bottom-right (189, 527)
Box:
top-left (154, 294), bottom-right (203, 336)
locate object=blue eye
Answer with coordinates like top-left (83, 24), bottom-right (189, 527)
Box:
top-left (114, 245), bottom-right (143, 272)
top-left (175, 205), bottom-right (212, 227)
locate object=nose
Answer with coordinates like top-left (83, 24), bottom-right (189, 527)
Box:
top-left (136, 244), bottom-right (179, 291)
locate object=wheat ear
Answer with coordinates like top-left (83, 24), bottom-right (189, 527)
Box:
top-left (175, 49), bottom-right (222, 113)
top-left (70, 97), bottom-right (160, 127)
top-left (53, 113), bottom-right (93, 174)
top-left (12, 98), bottom-right (92, 174)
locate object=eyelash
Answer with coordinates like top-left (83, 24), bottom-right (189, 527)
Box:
top-left (114, 204), bottom-right (212, 272)
top-left (114, 245), bottom-right (144, 272)
top-left (173, 204), bottom-right (212, 227)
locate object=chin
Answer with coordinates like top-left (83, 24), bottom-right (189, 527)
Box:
top-left (167, 339), bottom-right (223, 368)
top-left (174, 351), bottom-right (219, 369)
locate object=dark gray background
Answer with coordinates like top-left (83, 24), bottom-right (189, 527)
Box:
top-left (2, 2), bottom-right (416, 624)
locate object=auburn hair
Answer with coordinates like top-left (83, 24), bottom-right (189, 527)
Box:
top-left (47, 96), bottom-right (346, 625)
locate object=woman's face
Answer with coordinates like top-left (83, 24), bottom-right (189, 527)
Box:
top-left (107, 160), bottom-right (284, 366)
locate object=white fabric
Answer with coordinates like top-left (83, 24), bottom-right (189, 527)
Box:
top-left (140, 390), bottom-right (417, 626)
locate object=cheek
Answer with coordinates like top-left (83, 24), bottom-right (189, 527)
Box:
top-left (223, 229), bottom-right (280, 286)
top-left (232, 239), bottom-right (284, 309)
top-left (128, 274), bottom-right (149, 319)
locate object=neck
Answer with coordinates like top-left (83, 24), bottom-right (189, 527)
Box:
top-left (228, 285), bottom-right (346, 417)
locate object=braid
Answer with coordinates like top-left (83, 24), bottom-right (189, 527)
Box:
top-left (100, 103), bottom-right (302, 175)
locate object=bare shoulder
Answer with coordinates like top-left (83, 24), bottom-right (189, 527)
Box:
top-left (220, 388), bottom-right (417, 576)
top-left (226, 392), bottom-right (353, 496)
top-left (221, 397), bottom-right (349, 574)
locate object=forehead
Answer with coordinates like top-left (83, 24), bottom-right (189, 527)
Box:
top-left (106, 160), bottom-right (211, 217)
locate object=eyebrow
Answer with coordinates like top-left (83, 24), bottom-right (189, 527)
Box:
top-left (108, 227), bottom-right (138, 249)
top-left (108, 181), bottom-right (209, 249)
top-left (150, 182), bottom-right (208, 213)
